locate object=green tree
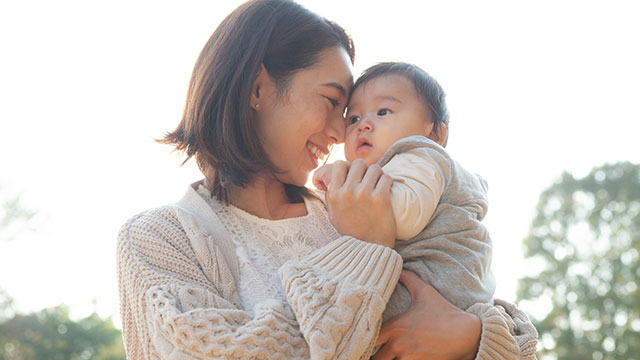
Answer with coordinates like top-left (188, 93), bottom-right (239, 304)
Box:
top-left (0, 299), bottom-right (125, 360)
top-left (1, 190), bottom-right (125, 359)
top-left (0, 192), bottom-right (36, 242)
top-left (517, 162), bottom-right (640, 359)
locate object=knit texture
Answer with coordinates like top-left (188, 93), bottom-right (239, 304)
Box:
top-left (117, 183), bottom-right (403, 359)
top-left (194, 183), bottom-right (340, 318)
top-left (467, 300), bottom-right (539, 359)
top-left (118, 181), bottom-right (537, 359)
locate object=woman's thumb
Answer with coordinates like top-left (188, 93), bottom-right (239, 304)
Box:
top-left (398, 270), bottom-right (421, 302)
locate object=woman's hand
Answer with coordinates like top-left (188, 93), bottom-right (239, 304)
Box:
top-left (374, 271), bottom-right (482, 360)
top-left (326, 159), bottom-right (396, 248)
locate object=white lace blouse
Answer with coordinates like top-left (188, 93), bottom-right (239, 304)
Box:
top-left (196, 185), bottom-right (340, 317)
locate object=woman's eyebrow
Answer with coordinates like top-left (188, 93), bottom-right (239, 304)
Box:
top-left (322, 82), bottom-right (347, 97)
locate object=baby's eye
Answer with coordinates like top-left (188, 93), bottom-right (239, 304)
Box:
top-left (377, 109), bottom-right (391, 116)
top-left (348, 116), bottom-right (360, 125)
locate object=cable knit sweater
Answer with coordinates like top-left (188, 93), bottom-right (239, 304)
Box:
top-left (117, 181), bottom-right (538, 359)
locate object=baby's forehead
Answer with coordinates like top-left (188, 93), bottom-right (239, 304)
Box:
top-left (347, 74), bottom-right (419, 106)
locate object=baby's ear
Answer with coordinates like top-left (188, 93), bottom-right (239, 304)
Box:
top-left (428, 122), bottom-right (448, 147)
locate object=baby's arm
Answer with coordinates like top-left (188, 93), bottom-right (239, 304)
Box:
top-left (383, 146), bottom-right (495, 320)
top-left (315, 153), bottom-right (442, 240)
top-left (382, 148), bottom-right (445, 240)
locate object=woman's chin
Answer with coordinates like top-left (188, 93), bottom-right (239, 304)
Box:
top-left (276, 173), bottom-right (309, 188)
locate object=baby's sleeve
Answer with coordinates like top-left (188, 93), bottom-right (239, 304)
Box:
top-left (382, 149), bottom-right (445, 240)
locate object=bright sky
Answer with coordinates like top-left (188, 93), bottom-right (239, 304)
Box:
top-left (1, 0), bottom-right (639, 326)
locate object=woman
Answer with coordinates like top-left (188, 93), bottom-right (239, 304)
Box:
top-left (117, 0), bottom-right (537, 359)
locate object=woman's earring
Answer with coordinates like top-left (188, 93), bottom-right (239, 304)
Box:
top-left (255, 104), bottom-right (260, 109)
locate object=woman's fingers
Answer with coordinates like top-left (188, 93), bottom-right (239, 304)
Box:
top-left (359, 163), bottom-right (383, 192)
top-left (325, 158), bottom-right (395, 246)
top-left (403, 270), bottom-right (461, 314)
top-left (374, 270), bottom-right (483, 359)
top-left (373, 173), bottom-right (393, 197)
top-left (371, 342), bottom-right (397, 360)
top-left (328, 160), bottom-right (350, 191)
top-left (343, 158), bottom-right (368, 188)
top-left (375, 317), bottom-right (396, 347)
top-left (398, 270), bottom-right (420, 304)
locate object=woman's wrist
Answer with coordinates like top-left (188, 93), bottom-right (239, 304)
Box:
top-left (459, 312), bottom-right (482, 360)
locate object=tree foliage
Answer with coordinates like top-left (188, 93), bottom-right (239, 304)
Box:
top-left (517, 162), bottom-right (640, 359)
top-left (1, 190), bottom-right (125, 359)
top-left (0, 192), bottom-right (36, 242)
top-left (0, 293), bottom-right (125, 360)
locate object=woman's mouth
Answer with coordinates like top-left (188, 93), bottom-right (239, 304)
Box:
top-left (306, 142), bottom-right (328, 164)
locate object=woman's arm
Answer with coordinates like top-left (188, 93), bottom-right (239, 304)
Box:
top-left (118, 204), bottom-right (403, 360)
top-left (280, 236), bottom-right (402, 360)
top-left (374, 271), bottom-right (538, 360)
top-left (118, 208), bottom-right (309, 359)
top-left (282, 159), bottom-right (404, 359)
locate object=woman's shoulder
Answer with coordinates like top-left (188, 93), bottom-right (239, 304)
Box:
top-left (117, 205), bottom-right (187, 251)
top-left (118, 180), bottom-right (210, 241)
top-left (120, 205), bottom-right (182, 233)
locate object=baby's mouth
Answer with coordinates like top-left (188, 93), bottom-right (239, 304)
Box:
top-left (356, 138), bottom-right (372, 152)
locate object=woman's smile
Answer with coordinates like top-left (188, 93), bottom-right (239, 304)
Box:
top-left (306, 141), bottom-right (328, 168)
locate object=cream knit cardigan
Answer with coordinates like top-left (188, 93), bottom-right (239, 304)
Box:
top-left (117, 182), bottom-right (537, 359)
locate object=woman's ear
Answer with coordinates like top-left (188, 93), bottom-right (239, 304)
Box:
top-left (428, 122), bottom-right (448, 147)
top-left (251, 64), bottom-right (271, 110)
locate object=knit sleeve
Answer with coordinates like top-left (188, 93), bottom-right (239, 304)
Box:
top-left (466, 300), bottom-right (539, 359)
top-left (118, 207), bottom-right (403, 360)
top-left (280, 236), bottom-right (403, 360)
top-left (117, 207), bottom-right (310, 360)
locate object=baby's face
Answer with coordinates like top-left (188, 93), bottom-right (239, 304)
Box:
top-left (344, 74), bottom-right (434, 165)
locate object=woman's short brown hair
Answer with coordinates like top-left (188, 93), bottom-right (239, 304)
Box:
top-left (160, 0), bottom-right (355, 202)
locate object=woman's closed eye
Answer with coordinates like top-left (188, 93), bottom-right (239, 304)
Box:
top-left (325, 97), bottom-right (340, 108)
top-left (377, 108), bottom-right (391, 116)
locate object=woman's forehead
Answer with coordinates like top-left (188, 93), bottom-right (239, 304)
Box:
top-left (303, 47), bottom-right (354, 90)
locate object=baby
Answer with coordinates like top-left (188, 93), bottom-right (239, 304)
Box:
top-left (313, 62), bottom-right (495, 320)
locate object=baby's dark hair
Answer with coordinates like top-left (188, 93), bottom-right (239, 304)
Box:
top-left (351, 62), bottom-right (450, 146)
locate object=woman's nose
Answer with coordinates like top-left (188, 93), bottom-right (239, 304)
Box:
top-left (326, 113), bottom-right (346, 144)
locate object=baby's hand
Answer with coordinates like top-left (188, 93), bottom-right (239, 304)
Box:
top-left (312, 163), bottom-right (334, 191)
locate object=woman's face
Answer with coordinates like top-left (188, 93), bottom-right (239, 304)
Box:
top-left (255, 46), bottom-right (353, 186)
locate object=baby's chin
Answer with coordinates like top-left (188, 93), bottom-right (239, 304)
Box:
top-left (345, 153), bottom-right (379, 166)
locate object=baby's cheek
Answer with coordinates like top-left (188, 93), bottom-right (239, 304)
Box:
top-left (344, 145), bottom-right (356, 162)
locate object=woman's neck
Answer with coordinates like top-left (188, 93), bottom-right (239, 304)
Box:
top-left (225, 174), bottom-right (307, 220)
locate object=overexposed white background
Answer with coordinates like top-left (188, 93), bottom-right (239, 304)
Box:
top-left (1, 0), bottom-right (639, 325)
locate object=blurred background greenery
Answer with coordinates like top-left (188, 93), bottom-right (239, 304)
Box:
top-left (1, 163), bottom-right (638, 358)
top-left (517, 162), bottom-right (640, 359)
top-left (0, 197), bottom-right (124, 360)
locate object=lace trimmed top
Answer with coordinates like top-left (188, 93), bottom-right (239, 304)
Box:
top-left (196, 184), bottom-right (340, 317)
top-left (117, 181), bottom-right (537, 359)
